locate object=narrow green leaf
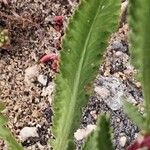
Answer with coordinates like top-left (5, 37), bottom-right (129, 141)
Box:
top-left (128, 0), bottom-right (143, 74)
top-left (0, 101), bottom-right (6, 111)
top-left (141, 0), bottom-right (150, 131)
top-left (0, 114), bottom-right (8, 125)
top-left (82, 115), bottom-right (114, 150)
top-left (52, 0), bottom-right (120, 149)
top-left (96, 115), bottom-right (114, 150)
top-left (82, 132), bottom-right (96, 150)
top-left (0, 102), bottom-right (23, 150)
top-left (122, 100), bottom-right (146, 130)
top-left (0, 126), bottom-right (23, 150)
top-left (128, 0), bottom-right (150, 132)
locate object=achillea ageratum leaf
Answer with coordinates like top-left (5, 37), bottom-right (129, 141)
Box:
top-left (82, 132), bottom-right (96, 150)
top-left (128, 0), bottom-right (143, 76)
top-left (122, 100), bottom-right (146, 130)
top-left (141, 0), bottom-right (150, 131)
top-left (82, 115), bottom-right (114, 150)
top-left (96, 115), bottom-right (114, 150)
top-left (51, 0), bottom-right (120, 149)
top-left (129, 0), bottom-right (150, 132)
top-left (0, 101), bottom-right (6, 111)
top-left (0, 102), bottom-right (23, 150)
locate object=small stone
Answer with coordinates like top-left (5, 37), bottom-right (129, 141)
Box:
top-left (1, 81), bottom-right (5, 86)
top-left (44, 15), bottom-right (52, 24)
top-left (140, 107), bottom-right (144, 112)
top-left (41, 83), bottom-right (54, 104)
top-left (19, 127), bottom-right (39, 141)
top-left (119, 136), bottom-right (127, 147)
top-left (134, 133), bottom-right (139, 138)
top-left (104, 70), bottom-right (110, 76)
top-left (94, 86), bottom-right (110, 99)
top-left (24, 65), bottom-right (39, 84)
top-left (111, 40), bottom-right (127, 52)
top-left (37, 142), bottom-right (47, 150)
top-left (135, 82), bottom-right (141, 88)
top-left (116, 118), bottom-right (120, 123)
top-left (90, 111), bottom-right (97, 119)
top-left (74, 124), bottom-right (96, 141)
top-left (38, 75), bottom-right (48, 86)
top-left (115, 51), bottom-right (123, 57)
top-left (32, 110), bottom-right (41, 118)
top-left (111, 40), bottom-right (123, 49)
top-left (13, 104), bottom-right (20, 111)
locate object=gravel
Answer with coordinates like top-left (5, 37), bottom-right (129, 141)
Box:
top-left (0, 0), bottom-right (73, 149)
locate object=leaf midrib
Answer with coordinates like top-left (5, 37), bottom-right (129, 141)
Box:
top-left (56, 0), bottom-right (105, 149)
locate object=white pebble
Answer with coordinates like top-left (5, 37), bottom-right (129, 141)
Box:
top-left (74, 124), bottom-right (96, 141)
top-left (24, 65), bottom-right (39, 84)
top-left (19, 127), bottom-right (39, 141)
top-left (38, 75), bottom-right (48, 86)
top-left (119, 136), bottom-right (127, 147)
top-left (94, 86), bottom-right (110, 99)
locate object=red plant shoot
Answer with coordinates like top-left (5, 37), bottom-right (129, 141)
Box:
top-left (40, 53), bottom-right (58, 72)
top-left (127, 135), bottom-right (150, 150)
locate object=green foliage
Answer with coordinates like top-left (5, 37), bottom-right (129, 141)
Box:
top-left (82, 115), bottom-right (114, 150)
top-left (128, 0), bottom-right (150, 132)
top-left (0, 101), bottom-right (6, 112)
top-left (122, 100), bottom-right (146, 130)
top-left (0, 102), bottom-right (23, 150)
top-left (82, 132), bottom-right (96, 150)
top-left (141, 0), bottom-right (150, 131)
top-left (128, 0), bottom-right (142, 73)
top-left (51, 0), bottom-right (120, 149)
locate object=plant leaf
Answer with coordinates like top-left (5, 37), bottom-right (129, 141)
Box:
top-left (141, 0), bottom-right (150, 131)
top-left (0, 126), bottom-right (23, 150)
top-left (122, 100), bottom-right (145, 130)
top-left (82, 131), bottom-right (96, 150)
top-left (0, 114), bottom-right (8, 125)
top-left (51, 0), bottom-right (120, 149)
top-left (129, 0), bottom-right (150, 132)
top-left (0, 101), bottom-right (23, 150)
top-left (82, 115), bottom-right (114, 150)
top-left (0, 101), bottom-right (6, 111)
top-left (128, 0), bottom-right (142, 76)
top-left (96, 115), bottom-right (114, 150)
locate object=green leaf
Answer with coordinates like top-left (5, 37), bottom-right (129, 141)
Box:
top-left (51, 0), bottom-right (120, 149)
top-left (0, 102), bottom-right (23, 150)
top-left (0, 126), bottom-right (23, 150)
top-left (128, 0), bottom-right (143, 74)
top-left (82, 132), bottom-right (96, 150)
top-left (0, 101), bottom-right (6, 111)
top-left (52, 0), bottom-right (120, 150)
top-left (122, 100), bottom-right (146, 130)
top-left (141, 0), bottom-right (150, 131)
top-left (96, 115), bottom-right (114, 150)
top-left (82, 115), bottom-right (114, 150)
top-left (128, 0), bottom-right (150, 132)
top-left (0, 114), bottom-right (8, 125)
